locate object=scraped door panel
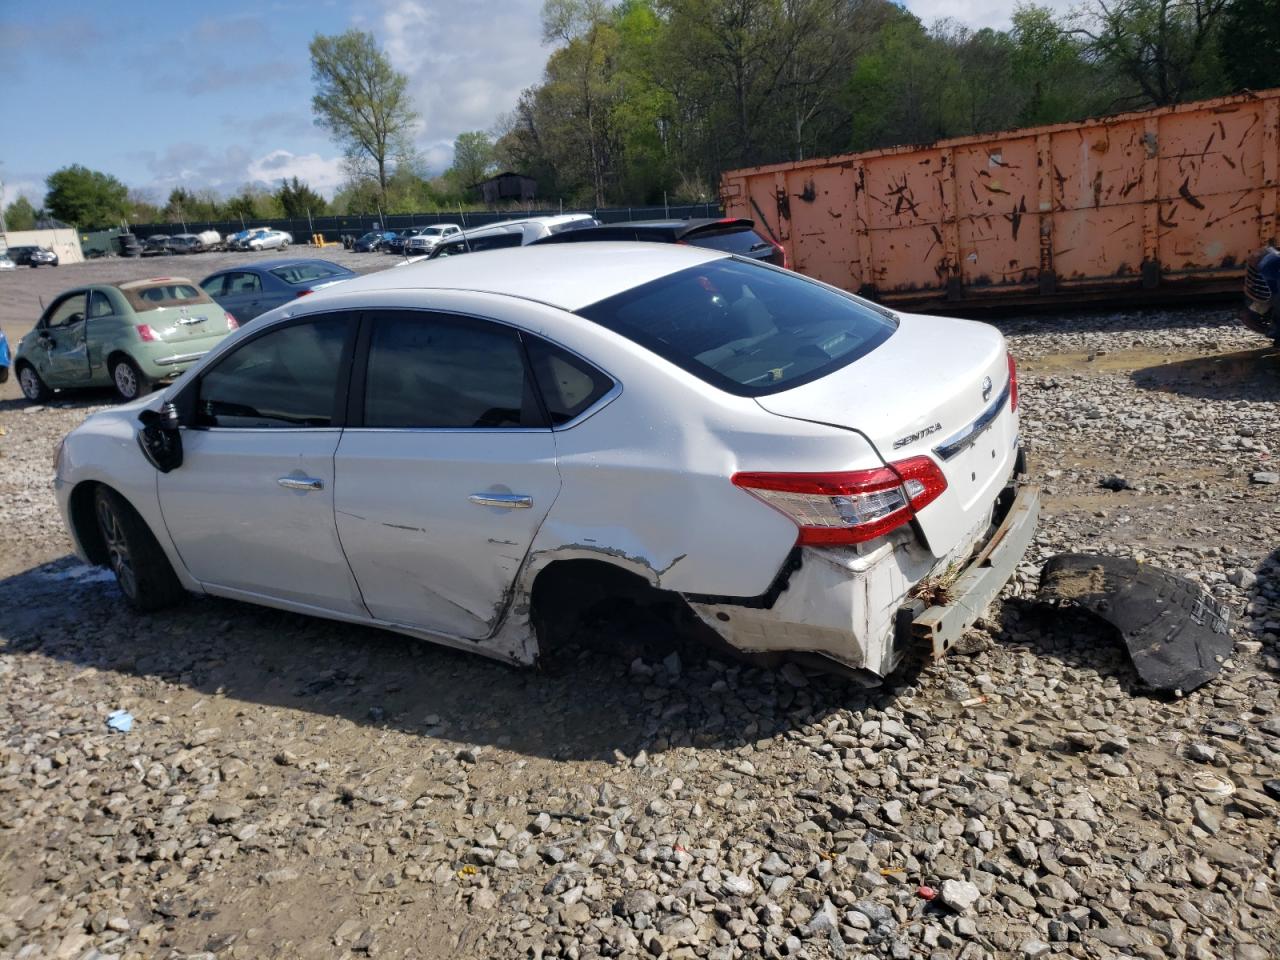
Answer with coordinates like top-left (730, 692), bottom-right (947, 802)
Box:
top-left (334, 432), bottom-right (559, 638)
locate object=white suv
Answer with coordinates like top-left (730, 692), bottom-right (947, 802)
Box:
top-left (52, 243), bottom-right (1037, 681)
top-left (404, 224), bottom-right (462, 254)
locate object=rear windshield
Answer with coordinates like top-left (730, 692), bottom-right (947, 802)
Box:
top-left (270, 263), bottom-right (345, 285)
top-left (577, 258), bottom-right (896, 396)
top-left (687, 228), bottom-right (773, 256)
top-left (122, 283), bottom-right (213, 312)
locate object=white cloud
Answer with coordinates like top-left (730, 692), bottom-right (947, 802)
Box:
top-left (903, 0), bottom-right (1075, 32)
top-left (246, 150), bottom-right (348, 196)
top-left (3, 177), bottom-right (44, 206)
top-left (364, 0), bottom-right (548, 173)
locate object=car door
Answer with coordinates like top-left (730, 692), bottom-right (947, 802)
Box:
top-left (333, 309), bottom-right (562, 639)
top-left (84, 289), bottom-right (118, 383)
top-left (39, 291), bottom-right (92, 385)
top-left (158, 312), bottom-right (368, 615)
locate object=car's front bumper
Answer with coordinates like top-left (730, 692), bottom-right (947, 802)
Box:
top-left (685, 474), bottom-right (1040, 679)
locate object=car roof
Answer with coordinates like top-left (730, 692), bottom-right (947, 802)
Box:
top-left (116, 276), bottom-right (198, 289)
top-left (214, 258), bottom-right (346, 273)
top-left (306, 242), bottom-right (727, 312)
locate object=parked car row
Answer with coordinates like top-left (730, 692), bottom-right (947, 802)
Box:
top-left (5, 245), bottom-right (60, 268)
top-left (138, 228), bottom-right (293, 256)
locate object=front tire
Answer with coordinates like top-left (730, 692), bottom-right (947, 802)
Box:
top-left (110, 356), bottom-right (148, 402)
top-left (93, 487), bottom-right (185, 612)
top-left (17, 363), bottom-right (50, 402)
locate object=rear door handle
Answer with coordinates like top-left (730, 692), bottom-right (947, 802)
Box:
top-left (469, 493), bottom-right (532, 509)
top-left (278, 476), bottom-right (324, 491)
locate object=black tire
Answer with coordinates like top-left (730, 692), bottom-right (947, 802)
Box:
top-left (17, 363), bottom-right (50, 402)
top-left (94, 487), bottom-right (186, 612)
top-left (109, 356), bottom-right (149, 402)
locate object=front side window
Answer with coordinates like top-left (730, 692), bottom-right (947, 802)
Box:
top-left (201, 274), bottom-right (228, 298)
top-left (46, 293), bottom-right (87, 328)
top-left (362, 313), bottom-right (540, 429)
top-left (196, 315), bottom-right (350, 428)
top-left (225, 272), bottom-right (262, 295)
top-left (577, 258), bottom-right (897, 396)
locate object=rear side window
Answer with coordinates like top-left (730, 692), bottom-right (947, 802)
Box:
top-left (362, 313), bottom-right (541, 429)
top-left (270, 263), bottom-right (344, 285)
top-left (686, 228), bottom-right (772, 256)
top-left (526, 338), bottom-right (614, 426)
top-left (577, 258), bottom-right (896, 396)
top-left (469, 232), bottom-right (523, 252)
top-left (196, 315), bottom-right (350, 428)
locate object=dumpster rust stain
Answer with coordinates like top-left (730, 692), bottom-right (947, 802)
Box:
top-left (797, 179), bottom-right (816, 203)
top-left (1178, 179), bottom-right (1205, 210)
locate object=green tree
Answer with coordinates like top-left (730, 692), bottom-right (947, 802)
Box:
top-left (1219, 0), bottom-right (1280, 91)
top-left (276, 176), bottom-right (327, 218)
top-left (309, 30), bottom-right (419, 203)
top-left (446, 131), bottom-right (497, 194)
top-left (1071, 0), bottom-right (1230, 106)
top-left (43, 164), bottom-right (130, 229)
top-left (4, 195), bottom-right (37, 231)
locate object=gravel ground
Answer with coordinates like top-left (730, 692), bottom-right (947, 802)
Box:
top-left (1, 270), bottom-right (1279, 960)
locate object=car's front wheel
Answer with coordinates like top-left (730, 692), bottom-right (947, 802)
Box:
top-left (93, 487), bottom-right (186, 611)
top-left (110, 356), bottom-right (148, 402)
top-left (17, 363), bottom-right (50, 402)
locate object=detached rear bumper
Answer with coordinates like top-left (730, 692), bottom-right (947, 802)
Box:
top-left (896, 481), bottom-right (1040, 659)
top-left (686, 477), bottom-right (1040, 680)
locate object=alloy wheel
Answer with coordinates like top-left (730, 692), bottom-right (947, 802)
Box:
top-left (114, 362), bottom-right (138, 399)
top-left (19, 367), bottom-right (42, 400)
top-left (96, 498), bottom-right (137, 600)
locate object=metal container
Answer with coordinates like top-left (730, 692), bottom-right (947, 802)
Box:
top-left (721, 89), bottom-right (1280, 309)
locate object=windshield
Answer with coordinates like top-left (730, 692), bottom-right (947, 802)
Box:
top-left (271, 263), bottom-right (345, 285)
top-left (423, 226), bottom-right (445, 236)
top-left (577, 258), bottom-right (897, 396)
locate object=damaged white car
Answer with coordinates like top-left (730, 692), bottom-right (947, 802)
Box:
top-left (53, 243), bottom-right (1038, 681)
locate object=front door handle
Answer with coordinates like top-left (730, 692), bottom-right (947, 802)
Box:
top-left (469, 493), bottom-right (532, 509)
top-left (278, 476), bottom-right (324, 491)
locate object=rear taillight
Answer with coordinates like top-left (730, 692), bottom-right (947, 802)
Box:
top-left (769, 237), bottom-right (790, 269)
top-left (225, 313), bottom-right (239, 330)
top-left (732, 455), bottom-right (947, 545)
top-left (296, 289), bottom-right (313, 298)
top-left (1007, 350), bottom-right (1018, 412)
top-left (135, 324), bottom-right (156, 341)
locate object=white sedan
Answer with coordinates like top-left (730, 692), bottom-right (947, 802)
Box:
top-left (247, 229), bottom-right (292, 252)
top-left (52, 244), bottom-right (1038, 680)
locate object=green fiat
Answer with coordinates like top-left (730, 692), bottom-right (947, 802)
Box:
top-left (13, 277), bottom-right (239, 403)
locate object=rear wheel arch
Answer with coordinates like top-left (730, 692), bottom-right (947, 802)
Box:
top-left (68, 480), bottom-right (109, 565)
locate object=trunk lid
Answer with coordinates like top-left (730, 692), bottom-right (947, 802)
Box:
top-left (755, 312), bottom-right (1018, 556)
top-left (120, 278), bottom-right (232, 345)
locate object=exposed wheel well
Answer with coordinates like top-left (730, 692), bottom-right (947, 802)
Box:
top-left (68, 481), bottom-right (109, 565)
top-left (106, 350), bottom-right (133, 370)
top-left (528, 558), bottom-right (724, 668)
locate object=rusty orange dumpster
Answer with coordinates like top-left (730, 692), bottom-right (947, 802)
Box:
top-left (721, 89), bottom-right (1279, 309)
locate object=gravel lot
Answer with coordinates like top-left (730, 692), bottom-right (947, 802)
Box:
top-left (2, 254), bottom-right (1279, 960)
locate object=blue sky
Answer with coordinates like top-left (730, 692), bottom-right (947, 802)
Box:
top-left (2, 0), bottom-right (1064, 207)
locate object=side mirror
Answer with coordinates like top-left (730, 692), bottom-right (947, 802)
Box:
top-left (137, 402), bottom-right (183, 473)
